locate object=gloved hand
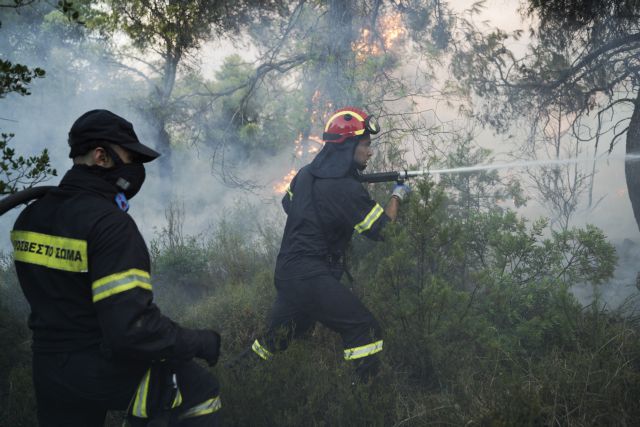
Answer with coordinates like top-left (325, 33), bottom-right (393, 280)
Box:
top-left (197, 330), bottom-right (221, 367)
top-left (391, 183), bottom-right (411, 202)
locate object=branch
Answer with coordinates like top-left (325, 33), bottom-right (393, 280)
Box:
top-left (110, 60), bottom-right (154, 86)
top-left (536, 32), bottom-right (640, 90)
top-left (0, 0), bottom-right (37, 7)
top-left (199, 54), bottom-right (309, 102)
top-left (609, 124), bottom-right (630, 152)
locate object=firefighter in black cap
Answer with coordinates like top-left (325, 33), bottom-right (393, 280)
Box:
top-left (11, 109), bottom-right (222, 426)
top-left (246, 107), bottom-right (410, 380)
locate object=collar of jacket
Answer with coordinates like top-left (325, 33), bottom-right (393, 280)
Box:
top-left (59, 164), bottom-right (119, 200)
top-left (309, 138), bottom-right (360, 179)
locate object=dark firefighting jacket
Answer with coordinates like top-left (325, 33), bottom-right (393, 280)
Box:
top-left (275, 164), bottom-right (389, 279)
top-left (11, 165), bottom-right (205, 360)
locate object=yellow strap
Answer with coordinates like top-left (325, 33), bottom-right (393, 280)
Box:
top-left (354, 204), bottom-right (384, 234)
top-left (324, 110), bottom-right (365, 132)
top-left (92, 269), bottom-right (152, 303)
top-left (286, 185), bottom-right (293, 200)
top-left (344, 340), bottom-right (384, 360)
top-left (11, 230), bottom-right (88, 273)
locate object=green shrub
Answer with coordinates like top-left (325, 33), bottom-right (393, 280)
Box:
top-left (2, 189), bottom-right (639, 426)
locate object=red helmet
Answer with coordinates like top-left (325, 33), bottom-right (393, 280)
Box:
top-left (322, 107), bottom-right (380, 144)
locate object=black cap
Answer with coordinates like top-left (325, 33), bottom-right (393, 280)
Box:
top-left (68, 109), bottom-right (160, 163)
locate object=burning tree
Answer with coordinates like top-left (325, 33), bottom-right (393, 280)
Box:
top-left (230, 0), bottom-right (457, 191)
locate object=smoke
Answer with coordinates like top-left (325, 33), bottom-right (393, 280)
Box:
top-left (0, 6), bottom-right (293, 255)
top-left (1, 1), bottom-right (638, 309)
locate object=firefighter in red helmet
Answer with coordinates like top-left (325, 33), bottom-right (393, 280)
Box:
top-left (246, 107), bottom-right (410, 380)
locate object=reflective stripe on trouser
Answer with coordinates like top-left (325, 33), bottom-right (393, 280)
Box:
top-left (179, 396), bottom-right (222, 419)
top-left (131, 368), bottom-right (183, 418)
top-left (251, 339), bottom-right (273, 360)
top-left (344, 340), bottom-right (383, 360)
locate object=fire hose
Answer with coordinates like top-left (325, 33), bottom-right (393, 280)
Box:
top-left (358, 169), bottom-right (428, 184)
top-left (0, 169), bottom-right (427, 217)
top-left (0, 186), bottom-right (55, 216)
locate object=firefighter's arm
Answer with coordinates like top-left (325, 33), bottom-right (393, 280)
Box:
top-left (88, 212), bottom-right (220, 363)
top-left (332, 180), bottom-right (390, 241)
top-left (385, 195), bottom-right (400, 221)
top-left (384, 183), bottom-right (410, 221)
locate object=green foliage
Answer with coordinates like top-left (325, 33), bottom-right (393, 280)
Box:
top-left (0, 1), bottom-right (73, 196)
top-left (0, 60), bottom-right (45, 98)
top-left (0, 133), bottom-right (57, 195)
top-left (0, 253), bottom-right (35, 426)
top-left (2, 190), bottom-right (639, 425)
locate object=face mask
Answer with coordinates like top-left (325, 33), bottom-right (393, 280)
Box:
top-left (99, 145), bottom-right (146, 199)
top-left (103, 162), bottom-right (146, 199)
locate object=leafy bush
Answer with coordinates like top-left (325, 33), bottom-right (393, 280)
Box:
top-left (1, 186), bottom-right (639, 426)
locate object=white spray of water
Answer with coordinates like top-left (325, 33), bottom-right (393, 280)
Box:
top-left (416, 154), bottom-right (640, 176)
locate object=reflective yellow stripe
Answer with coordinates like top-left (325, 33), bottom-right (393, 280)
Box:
top-left (354, 203), bottom-right (384, 234)
top-left (324, 110), bottom-right (365, 131)
top-left (179, 396), bottom-right (222, 419)
top-left (344, 340), bottom-right (383, 360)
top-left (92, 269), bottom-right (151, 303)
top-left (286, 185), bottom-right (293, 200)
top-left (11, 230), bottom-right (88, 273)
top-left (132, 368), bottom-right (151, 418)
top-left (251, 339), bottom-right (273, 360)
top-left (131, 368), bottom-right (181, 418)
top-left (172, 388), bottom-right (183, 408)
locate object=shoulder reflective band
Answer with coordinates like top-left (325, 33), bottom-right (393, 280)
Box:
top-left (251, 339), bottom-right (273, 360)
top-left (179, 396), bottom-right (222, 419)
top-left (344, 340), bottom-right (383, 360)
top-left (286, 185), bottom-right (293, 200)
top-left (354, 203), bottom-right (384, 234)
top-left (92, 268), bottom-right (151, 303)
top-left (11, 230), bottom-right (88, 273)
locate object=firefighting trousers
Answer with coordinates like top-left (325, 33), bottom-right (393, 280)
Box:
top-left (32, 347), bottom-right (220, 427)
top-left (253, 269), bottom-right (383, 379)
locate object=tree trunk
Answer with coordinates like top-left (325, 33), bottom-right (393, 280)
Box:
top-left (625, 90), bottom-right (640, 231)
top-left (151, 53), bottom-right (180, 175)
top-left (323, 0), bottom-right (356, 106)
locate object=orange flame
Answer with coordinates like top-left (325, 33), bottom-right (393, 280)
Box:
top-left (380, 13), bottom-right (406, 47)
top-left (307, 135), bottom-right (324, 154)
top-left (274, 169), bottom-right (297, 194)
top-left (353, 13), bottom-right (407, 59)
